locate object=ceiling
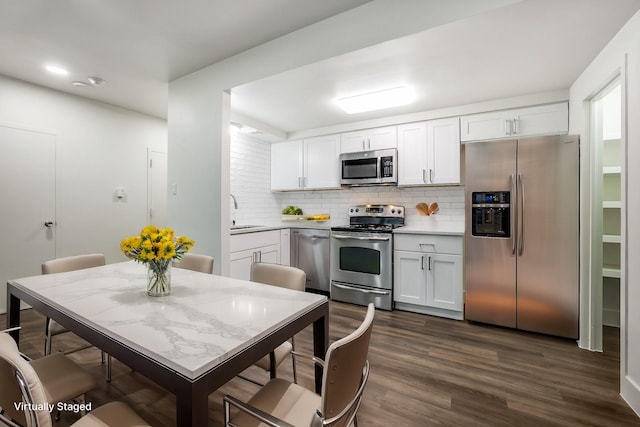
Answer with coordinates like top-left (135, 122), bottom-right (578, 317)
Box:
top-left (232, 0), bottom-right (640, 136)
top-left (0, 0), bottom-right (371, 119)
top-left (1, 0), bottom-right (639, 131)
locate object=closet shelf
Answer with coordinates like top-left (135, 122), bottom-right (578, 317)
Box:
top-left (603, 265), bottom-right (621, 278)
top-left (603, 166), bottom-right (621, 174)
top-left (603, 234), bottom-right (622, 244)
top-left (603, 201), bottom-right (622, 208)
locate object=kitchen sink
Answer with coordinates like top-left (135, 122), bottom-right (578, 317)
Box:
top-left (230, 225), bottom-right (263, 230)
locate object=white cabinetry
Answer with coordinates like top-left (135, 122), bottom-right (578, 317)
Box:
top-left (394, 233), bottom-right (463, 319)
top-left (230, 230), bottom-right (281, 280)
top-left (271, 135), bottom-right (341, 191)
top-left (340, 126), bottom-right (397, 153)
top-left (460, 102), bottom-right (568, 142)
top-left (397, 118), bottom-right (460, 186)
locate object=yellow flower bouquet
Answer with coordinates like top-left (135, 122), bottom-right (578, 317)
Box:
top-left (120, 225), bottom-right (194, 296)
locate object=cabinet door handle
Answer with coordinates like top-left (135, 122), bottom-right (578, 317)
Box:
top-left (428, 256), bottom-right (432, 271)
top-left (429, 169), bottom-right (433, 183)
top-left (504, 119), bottom-right (512, 135)
top-left (422, 169), bottom-right (427, 184)
top-left (298, 177), bottom-right (302, 188)
top-left (512, 118), bottom-right (519, 134)
top-left (421, 255), bottom-right (425, 270)
top-left (258, 250), bottom-right (262, 263)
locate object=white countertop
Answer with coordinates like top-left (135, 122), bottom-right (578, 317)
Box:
top-left (394, 220), bottom-right (464, 236)
top-left (230, 222), bottom-right (331, 235)
top-left (230, 219), bottom-right (464, 236)
top-left (9, 261), bottom-right (326, 379)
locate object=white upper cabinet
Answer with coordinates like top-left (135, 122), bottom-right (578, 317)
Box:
top-left (340, 126), bottom-right (397, 153)
top-left (427, 117), bottom-right (460, 185)
top-left (303, 134), bottom-right (341, 189)
top-left (271, 134), bottom-right (341, 191)
top-left (460, 102), bottom-right (568, 142)
top-left (397, 122), bottom-right (428, 185)
top-left (397, 117), bottom-right (460, 186)
top-left (271, 140), bottom-right (304, 191)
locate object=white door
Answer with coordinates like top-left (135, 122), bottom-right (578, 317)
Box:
top-left (0, 125), bottom-right (56, 314)
top-left (426, 253), bottom-right (463, 311)
top-left (393, 251), bottom-right (427, 305)
top-left (148, 150), bottom-right (167, 226)
top-left (229, 249), bottom-right (255, 280)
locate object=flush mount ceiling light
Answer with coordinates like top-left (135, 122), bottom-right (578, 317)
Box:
top-left (336, 86), bottom-right (415, 114)
top-left (45, 64), bottom-right (68, 76)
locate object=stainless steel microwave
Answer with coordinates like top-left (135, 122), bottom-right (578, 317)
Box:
top-left (339, 148), bottom-right (397, 186)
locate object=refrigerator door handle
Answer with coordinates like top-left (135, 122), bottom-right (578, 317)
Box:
top-left (518, 173), bottom-right (525, 256)
top-left (510, 174), bottom-right (516, 255)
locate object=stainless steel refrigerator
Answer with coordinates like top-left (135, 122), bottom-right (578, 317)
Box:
top-left (464, 135), bottom-right (579, 339)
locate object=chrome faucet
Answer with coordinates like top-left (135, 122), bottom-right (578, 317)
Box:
top-left (230, 194), bottom-right (238, 226)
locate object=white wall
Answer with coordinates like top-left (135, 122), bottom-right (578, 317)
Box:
top-left (230, 132), bottom-right (280, 225)
top-left (0, 74), bottom-right (167, 264)
top-left (569, 10), bottom-right (640, 416)
top-left (168, 0), bottom-right (521, 274)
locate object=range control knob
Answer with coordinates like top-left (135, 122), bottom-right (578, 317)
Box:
top-left (397, 209), bottom-right (402, 215)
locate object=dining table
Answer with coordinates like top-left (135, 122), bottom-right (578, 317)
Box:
top-left (6, 261), bottom-right (329, 426)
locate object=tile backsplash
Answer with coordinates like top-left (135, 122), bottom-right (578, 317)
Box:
top-left (230, 133), bottom-right (465, 227)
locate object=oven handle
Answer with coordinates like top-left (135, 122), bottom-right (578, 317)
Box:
top-left (332, 234), bottom-right (390, 241)
top-left (332, 282), bottom-right (390, 296)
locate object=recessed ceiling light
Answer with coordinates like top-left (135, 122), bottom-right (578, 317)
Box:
top-left (71, 81), bottom-right (92, 88)
top-left (336, 86), bottom-right (415, 114)
top-left (87, 76), bottom-right (106, 86)
top-left (45, 65), bottom-right (68, 76)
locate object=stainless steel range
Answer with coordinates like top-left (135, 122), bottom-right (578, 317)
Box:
top-left (330, 204), bottom-right (405, 310)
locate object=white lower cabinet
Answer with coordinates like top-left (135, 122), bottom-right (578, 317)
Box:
top-left (393, 234), bottom-right (463, 319)
top-left (230, 230), bottom-right (281, 280)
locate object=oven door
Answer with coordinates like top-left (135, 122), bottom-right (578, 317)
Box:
top-left (330, 231), bottom-right (392, 289)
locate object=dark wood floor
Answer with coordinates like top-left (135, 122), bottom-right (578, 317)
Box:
top-left (2, 302), bottom-right (639, 427)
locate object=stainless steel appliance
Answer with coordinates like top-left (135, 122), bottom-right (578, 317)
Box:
top-left (290, 228), bottom-right (330, 293)
top-left (330, 204), bottom-right (405, 310)
top-left (339, 148), bottom-right (397, 186)
top-left (465, 135), bottom-right (579, 339)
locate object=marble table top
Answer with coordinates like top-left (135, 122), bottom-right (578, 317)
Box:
top-left (8, 261), bottom-right (327, 379)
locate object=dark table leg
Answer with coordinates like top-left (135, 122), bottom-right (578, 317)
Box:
top-left (176, 380), bottom-right (208, 427)
top-left (312, 303), bottom-right (329, 393)
top-left (7, 288), bottom-right (21, 342)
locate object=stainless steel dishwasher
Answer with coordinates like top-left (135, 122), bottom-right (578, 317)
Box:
top-left (290, 228), bottom-right (330, 293)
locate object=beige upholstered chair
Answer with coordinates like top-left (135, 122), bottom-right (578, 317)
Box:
top-left (224, 303), bottom-right (375, 427)
top-left (0, 332), bottom-right (96, 426)
top-left (0, 332), bottom-right (149, 427)
top-left (172, 253), bottom-right (214, 274)
top-left (250, 263), bottom-right (306, 383)
top-left (41, 254), bottom-right (113, 382)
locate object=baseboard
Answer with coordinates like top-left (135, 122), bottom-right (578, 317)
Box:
top-left (622, 375), bottom-right (640, 418)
